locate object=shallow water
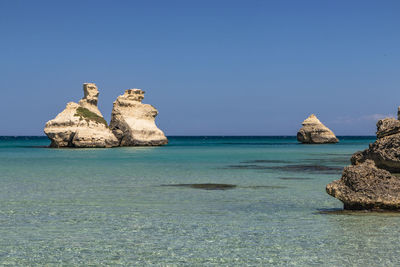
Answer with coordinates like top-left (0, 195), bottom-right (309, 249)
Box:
top-left (1, 136), bottom-right (400, 266)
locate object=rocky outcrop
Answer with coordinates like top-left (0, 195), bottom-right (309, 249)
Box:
top-left (78, 82), bottom-right (102, 116)
top-left (297, 114), bottom-right (338, 144)
top-left (44, 83), bottom-right (119, 148)
top-left (109, 89), bottom-right (168, 146)
top-left (376, 118), bottom-right (400, 139)
top-left (326, 110), bottom-right (400, 210)
top-left (349, 118), bottom-right (400, 173)
top-left (326, 160), bottom-right (400, 210)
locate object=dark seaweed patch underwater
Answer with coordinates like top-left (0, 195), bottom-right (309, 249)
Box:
top-left (225, 162), bottom-right (343, 174)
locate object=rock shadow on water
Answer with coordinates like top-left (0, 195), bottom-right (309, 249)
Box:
top-left (316, 208), bottom-right (400, 216)
top-left (160, 184), bottom-right (287, 190)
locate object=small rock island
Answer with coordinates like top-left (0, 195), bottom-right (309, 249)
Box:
top-left (326, 109), bottom-right (400, 210)
top-left (110, 89), bottom-right (168, 146)
top-left (297, 114), bottom-right (338, 144)
top-left (44, 83), bottom-right (119, 148)
top-left (44, 83), bottom-right (167, 148)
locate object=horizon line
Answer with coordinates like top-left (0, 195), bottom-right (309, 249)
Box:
top-left (0, 135), bottom-right (377, 137)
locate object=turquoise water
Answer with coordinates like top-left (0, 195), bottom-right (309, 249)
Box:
top-left (1, 136), bottom-right (400, 266)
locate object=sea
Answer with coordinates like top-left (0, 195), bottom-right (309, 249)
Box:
top-left (1, 136), bottom-right (399, 266)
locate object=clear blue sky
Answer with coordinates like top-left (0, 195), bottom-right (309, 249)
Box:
top-left (1, 0), bottom-right (399, 136)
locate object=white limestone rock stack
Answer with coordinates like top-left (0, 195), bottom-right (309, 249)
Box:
top-left (297, 114), bottom-right (338, 144)
top-left (44, 83), bottom-right (119, 148)
top-left (110, 89), bottom-right (168, 146)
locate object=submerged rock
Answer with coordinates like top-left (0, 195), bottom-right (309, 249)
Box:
top-left (297, 114), bottom-right (338, 144)
top-left (110, 89), bottom-right (168, 146)
top-left (327, 109), bottom-right (400, 210)
top-left (161, 183), bottom-right (286, 190)
top-left (225, 163), bottom-right (342, 174)
top-left (44, 83), bottom-right (118, 148)
top-left (161, 183), bottom-right (236, 190)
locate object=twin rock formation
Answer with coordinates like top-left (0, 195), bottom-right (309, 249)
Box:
top-left (44, 83), bottom-right (167, 148)
top-left (327, 111), bottom-right (400, 210)
top-left (297, 114), bottom-right (338, 144)
top-left (46, 86), bottom-right (400, 210)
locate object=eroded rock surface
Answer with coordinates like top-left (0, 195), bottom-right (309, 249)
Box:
top-left (376, 118), bottom-right (400, 138)
top-left (326, 160), bottom-right (400, 210)
top-left (78, 83), bottom-right (102, 116)
top-left (109, 89), bottom-right (168, 146)
top-left (327, 110), bottom-right (400, 210)
top-left (44, 83), bottom-right (118, 148)
top-left (349, 118), bottom-right (400, 172)
top-left (297, 114), bottom-right (338, 144)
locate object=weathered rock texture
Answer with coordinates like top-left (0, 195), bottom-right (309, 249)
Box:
top-left (78, 83), bottom-right (102, 116)
top-left (297, 114), bottom-right (338, 144)
top-left (326, 111), bottom-right (400, 210)
top-left (44, 83), bottom-right (119, 148)
top-left (326, 160), bottom-right (400, 210)
top-left (110, 89), bottom-right (168, 146)
top-left (376, 118), bottom-right (400, 139)
top-left (349, 118), bottom-right (400, 173)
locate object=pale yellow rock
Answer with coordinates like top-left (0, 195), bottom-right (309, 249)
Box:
top-left (78, 83), bottom-right (103, 116)
top-left (44, 83), bottom-right (119, 148)
top-left (110, 89), bottom-right (168, 146)
top-left (297, 114), bottom-right (338, 144)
